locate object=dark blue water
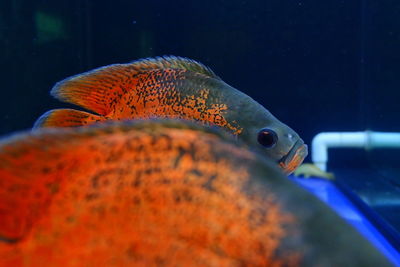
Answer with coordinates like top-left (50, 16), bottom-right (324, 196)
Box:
top-left (1, 0), bottom-right (399, 239)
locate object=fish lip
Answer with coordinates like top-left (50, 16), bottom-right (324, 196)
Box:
top-left (278, 139), bottom-right (308, 174)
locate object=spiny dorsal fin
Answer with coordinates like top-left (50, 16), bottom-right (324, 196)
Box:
top-left (131, 56), bottom-right (220, 79)
top-left (50, 56), bottom-right (220, 116)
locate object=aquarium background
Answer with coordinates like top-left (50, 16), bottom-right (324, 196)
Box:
top-left (1, 0), bottom-right (399, 237)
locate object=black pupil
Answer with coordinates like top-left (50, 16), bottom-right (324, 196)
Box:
top-left (257, 129), bottom-right (278, 148)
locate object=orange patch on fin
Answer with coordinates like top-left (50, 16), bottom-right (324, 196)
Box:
top-left (33, 109), bottom-right (105, 128)
top-left (40, 56), bottom-right (244, 136)
top-left (51, 56), bottom-right (218, 116)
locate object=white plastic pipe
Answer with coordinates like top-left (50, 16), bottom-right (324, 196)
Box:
top-left (312, 132), bottom-right (400, 171)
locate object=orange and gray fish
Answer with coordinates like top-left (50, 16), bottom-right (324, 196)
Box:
top-left (34, 56), bottom-right (307, 174)
top-left (0, 120), bottom-right (392, 266)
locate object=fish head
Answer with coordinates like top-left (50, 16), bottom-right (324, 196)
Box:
top-left (236, 103), bottom-right (308, 175)
top-left (249, 122), bottom-right (307, 174)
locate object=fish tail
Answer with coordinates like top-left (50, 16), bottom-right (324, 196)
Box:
top-left (33, 109), bottom-right (106, 128)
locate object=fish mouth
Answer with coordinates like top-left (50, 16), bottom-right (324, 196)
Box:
top-left (278, 139), bottom-right (308, 174)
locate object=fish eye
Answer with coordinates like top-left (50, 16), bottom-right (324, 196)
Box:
top-left (257, 128), bottom-right (278, 148)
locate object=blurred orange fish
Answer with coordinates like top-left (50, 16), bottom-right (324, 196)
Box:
top-left (0, 120), bottom-right (392, 266)
top-left (34, 56), bottom-right (307, 174)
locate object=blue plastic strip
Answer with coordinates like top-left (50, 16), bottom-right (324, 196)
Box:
top-left (289, 175), bottom-right (400, 266)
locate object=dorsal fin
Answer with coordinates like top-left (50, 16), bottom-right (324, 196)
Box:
top-left (129, 56), bottom-right (219, 79)
top-left (50, 56), bottom-right (220, 116)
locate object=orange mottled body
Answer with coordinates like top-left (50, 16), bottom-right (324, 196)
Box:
top-left (102, 69), bottom-right (242, 134)
top-left (0, 121), bottom-right (392, 266)
top-left (37, 58), bottom-right (242, 135)
top-left (0, 121), bottom-right (295, 266)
